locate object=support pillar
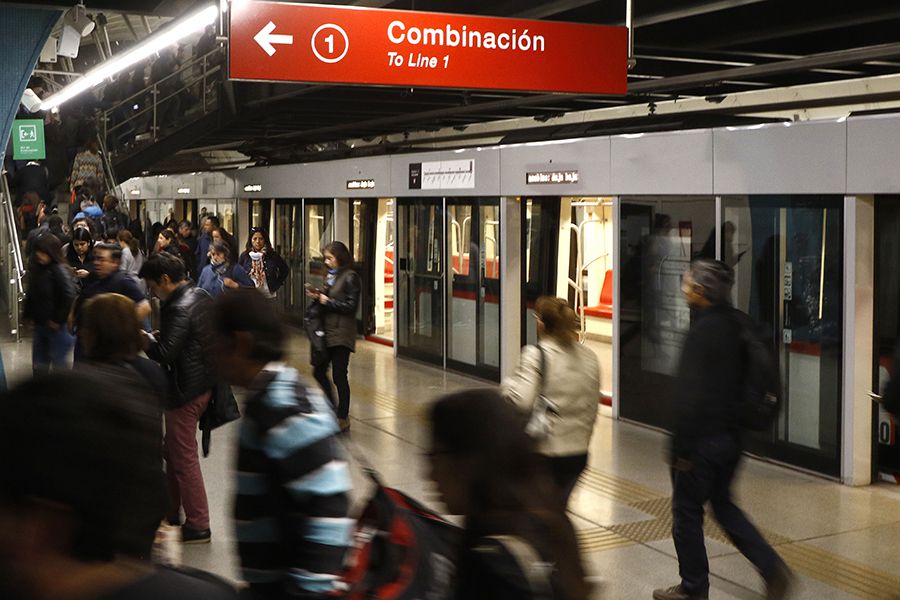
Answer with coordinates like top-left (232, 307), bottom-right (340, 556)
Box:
top-left (500, 196), bottom-right (522, 380)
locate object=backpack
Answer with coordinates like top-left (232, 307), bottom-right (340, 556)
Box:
top-left (339, 470), bottom-right (460, 600)
top-left (733, 310), bottom-right (783, 431)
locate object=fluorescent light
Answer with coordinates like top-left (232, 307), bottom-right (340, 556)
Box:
top-left (40, 4), bottom-right (218, 111)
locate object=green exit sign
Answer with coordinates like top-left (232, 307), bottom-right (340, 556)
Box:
top-left (12, 119), bottom-right (45, 160)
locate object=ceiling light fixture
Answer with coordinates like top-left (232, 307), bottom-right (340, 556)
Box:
top-left (40, 4), bottom-right (218, 111)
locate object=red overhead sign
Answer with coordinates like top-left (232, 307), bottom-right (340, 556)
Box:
top-left (229, 2), bottom-right (628, 95)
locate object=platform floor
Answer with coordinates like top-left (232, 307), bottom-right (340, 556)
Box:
top-left (3, 334), bottom-right (899, 599)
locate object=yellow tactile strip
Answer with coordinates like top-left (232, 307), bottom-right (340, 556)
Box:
top-left (577, 527), bottom-right (634, 552)
top-left (577, 466), bottom-right (666, 505)
top-left (323, 351), bottom-right (900, 597)
top-left (778, 542), bottom-right (900, 600)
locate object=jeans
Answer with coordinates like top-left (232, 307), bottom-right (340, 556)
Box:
top-left (32, 324), bottom-right (74, 374)
top-left (671, 433), bottom-right (782, 597)
top-left (313, 345), bottom-right (352, 419)
top-left (164, 391), bottom-right (211, 530)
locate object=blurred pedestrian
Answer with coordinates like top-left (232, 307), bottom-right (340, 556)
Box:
top-left (307, 241), bottom-right (359, 432)
top-left (653, 259), bottom-right (793, 600)
top-left (502, 296), bottom-right (600, 507)
top-left (427, 389), bottom-right (589, 600)
top-left (24, 234), bottom-right (76, 374)
top-left (139, 252), bottom-right (216, 544)
top-left (198, 240), bottom-right (253, 298)
top-left (0, 372), bottom-right (238, 599)
top-left (238, 227), bottom-right (288, 300)
top-left (69, 243), bottom-right (151, 362)
top-left (213, 288), bottom-right (352, 598)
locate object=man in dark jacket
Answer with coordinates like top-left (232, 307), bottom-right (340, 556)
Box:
top-left (654, 259), bottom-right (792, 600)
top-left (139, 252), bottom-right (216, 545)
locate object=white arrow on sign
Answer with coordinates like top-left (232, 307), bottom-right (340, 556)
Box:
top-left (254, 21), bottom-right (293, 56)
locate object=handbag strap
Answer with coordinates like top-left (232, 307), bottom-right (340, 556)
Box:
top-left (536, 344), bottom-right (547, 398)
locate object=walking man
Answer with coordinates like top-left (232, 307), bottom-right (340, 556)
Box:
top-left (653, 259), bottom-right (793, 600)
top-left (213, 289), bottom-right (353, 597)
top-left (140, 252), bottom-right (216, 544)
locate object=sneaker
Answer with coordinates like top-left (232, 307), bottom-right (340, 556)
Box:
top-left (338, 418), bottom-right (350, 433)
top-left (652, 584), bottom-right (708, 600)
top-left (181, 526), bottom-right (211, 545)
top-left (766, 563), bottom-right (795, 600)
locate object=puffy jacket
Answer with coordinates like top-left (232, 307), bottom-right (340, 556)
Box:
top-left (238, 250), bottom-right (290, 294)
top-left (501, 338), bottom-right (600, 457)
top-left (322, 268), bottom-right (360, 351)
top-left (147, 283), bottom-right (215, 409)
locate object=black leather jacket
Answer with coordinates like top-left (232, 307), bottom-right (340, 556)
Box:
top-left (147, 283), bottom-right (215, 409)
top-left (323, 268), bottom-right (360, 351)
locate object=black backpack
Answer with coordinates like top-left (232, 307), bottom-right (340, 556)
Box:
top-left (733, 310), bottom-right (783, 431)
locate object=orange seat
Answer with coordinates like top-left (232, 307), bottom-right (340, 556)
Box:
top-left (584, 270), bottom-right (613, 320)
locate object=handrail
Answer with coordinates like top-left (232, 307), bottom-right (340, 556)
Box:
top-left (0, 171), bottom-right (26, 340)
top-left (0, 173), bottom-right (26, 295)
top-left (99, 46), bottom-right (226, 155)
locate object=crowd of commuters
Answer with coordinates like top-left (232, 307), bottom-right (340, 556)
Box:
top-left (0, 178), bottom-right (816, 600)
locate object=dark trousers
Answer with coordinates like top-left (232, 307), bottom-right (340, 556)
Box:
top-left (313, 345), bottom-right (352, 419)
top-left (543, 453), bottom-right (589, 508)
top-left (32, 324), bottom-right (74, 373)
top-left (671, 433), bottom-right (782, 597)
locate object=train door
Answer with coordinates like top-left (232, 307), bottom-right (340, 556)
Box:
top-left (397, 198), bottom-right (445, 365)
top-left (446, 198), bottom-right (501, 380)
top-left (522, 197), bottom-right (560, 346)
top-left (874, 197), bottom-right (900, 483)
top-left (351, 198), bottom-right (394, 343)
top-left (723, 195), bottom-right (844, 476)
top-left (273, 199), bottom-right (334, 319)
top-left (618, 197), bottom-right (715, 431)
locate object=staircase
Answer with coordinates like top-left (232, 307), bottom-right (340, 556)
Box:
top-left (98, 47), bottom-right (233, 181)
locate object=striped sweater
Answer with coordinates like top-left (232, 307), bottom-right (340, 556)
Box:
top-left (235, 365), bottom-right (353, 598)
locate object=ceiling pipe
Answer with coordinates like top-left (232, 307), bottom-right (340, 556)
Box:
top-left (629, 41), bottom-right (900, 94)
top-left (261, 40), bottom-right (900, 143)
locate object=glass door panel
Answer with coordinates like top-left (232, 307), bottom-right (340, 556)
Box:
top-left (723, 195), bottom-right (843, 476)
top-left (304, 200), bottom-right (334, 292)
top-left (397, 198), bottom-right (445, 364)
top-left (875, 197), bottom-right (900, 482)
top-left (275, 200), bottom-right (303, 316)
top-left (618, 197), bottom-right (716, 430)
top-left (480, 203), bottom-right (501, 370)
top-left (522, 198), bottom-right (560, 346)
top-left (447, 197), bottom-right (501, 380)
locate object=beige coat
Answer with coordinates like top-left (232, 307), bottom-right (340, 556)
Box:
top-left (501, 338), bottom-right (601, 457)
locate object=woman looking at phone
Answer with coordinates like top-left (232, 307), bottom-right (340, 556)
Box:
top-left (306, 241), bottom-right (359, 432)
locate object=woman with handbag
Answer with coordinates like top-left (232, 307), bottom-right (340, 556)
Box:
top-left (306, 241), bottom-right (360, 433)
top-left (501, 296), bottom-right (600, 507)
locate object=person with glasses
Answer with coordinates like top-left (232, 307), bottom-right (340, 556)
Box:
top-left (238, 228), bottom-right (289, 300)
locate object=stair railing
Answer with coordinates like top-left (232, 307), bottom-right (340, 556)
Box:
top-left (0, 171), bottom-right (26, 341)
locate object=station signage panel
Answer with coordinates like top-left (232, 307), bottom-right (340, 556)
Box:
top-left (229, 2), bottom-right (627, 95)
top-left (526, 170), bottom-right (579, 184)
top-left (409, 159), bottom-right (475, 190)
top-left (347, 179), bottom-right (375, 190)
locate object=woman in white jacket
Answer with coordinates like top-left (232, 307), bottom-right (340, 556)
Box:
top-left (502, 296), bottom-right (600, 506)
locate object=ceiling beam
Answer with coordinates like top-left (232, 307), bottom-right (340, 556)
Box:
top-left (633, 0), bottom-right (766, 28)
